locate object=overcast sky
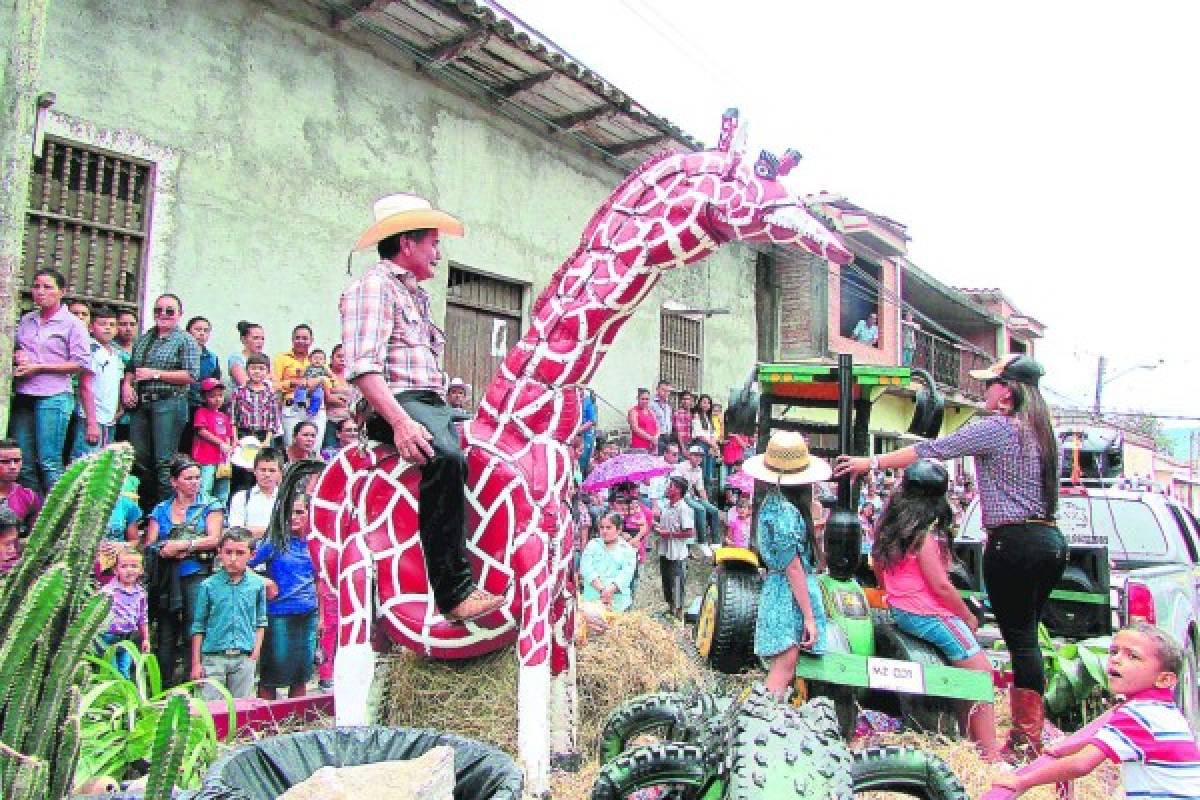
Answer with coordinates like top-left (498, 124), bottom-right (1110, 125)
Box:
top-left (494, 0), bottom-right (1199, 421)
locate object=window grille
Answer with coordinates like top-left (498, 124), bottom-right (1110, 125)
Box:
top-left (21, 137), bottom-right (152, 312)
top-left (659, 312), bottom-right (703, 393)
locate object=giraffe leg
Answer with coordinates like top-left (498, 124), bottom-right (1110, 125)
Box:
top-left (333, 530), bottom-right (376, 727)
top-left (517, 658), bottom-right (552, 799)
top-left (548, 592), bottom-right (579, 769)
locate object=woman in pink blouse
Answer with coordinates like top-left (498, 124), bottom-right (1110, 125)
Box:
top-left (11, 268), bottom-right (91, 492)
top-left (626, 388), bottom-right (658, 452)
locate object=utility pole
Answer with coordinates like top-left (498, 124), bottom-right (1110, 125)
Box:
top-left (1092, 355), bottom-right (1107, 418)
top-left (0, 0), bottom-right (52, 432)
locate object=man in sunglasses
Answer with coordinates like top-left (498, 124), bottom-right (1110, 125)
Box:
top-left (121, 293), bottom-right (201, 510)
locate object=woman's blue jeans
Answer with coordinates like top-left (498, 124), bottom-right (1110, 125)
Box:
top-left (10, 391), bottom-right (74, 493)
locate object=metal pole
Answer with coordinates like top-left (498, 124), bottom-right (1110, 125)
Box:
top-left (0, 0), bottom-right (52, 432)
top-left (836, 352), bottom-right (854, 509)
top-left (1092, 355), bottom-right (1106, 418)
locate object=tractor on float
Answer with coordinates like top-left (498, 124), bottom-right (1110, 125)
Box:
top-left (691, 355), bottom-right (995, 737)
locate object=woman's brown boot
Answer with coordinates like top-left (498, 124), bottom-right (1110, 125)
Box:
top-left (1003, 687), bottom-right (1046, 763)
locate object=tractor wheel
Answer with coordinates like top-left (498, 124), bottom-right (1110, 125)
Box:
top-left (873, 623), bottom-right (959, 735)
top-left (589, 742), bottom-right (716, 800)
top-left (694, 567), bottom-right (760, 674)
top-left (599, 691), bottom-right (726, 763)
top-left (851, 746), bottom-right (970, 800)
top-left (1042, 565), bottom-right (1099, 639)
top-left (804, 680), bottom-right (858, 739)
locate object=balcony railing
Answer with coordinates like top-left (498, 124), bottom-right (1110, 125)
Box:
top-left (908, 329), bottom-right (989, 400)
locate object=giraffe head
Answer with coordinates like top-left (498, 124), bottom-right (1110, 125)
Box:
top-left (704, 109), bottom-right (852, 264)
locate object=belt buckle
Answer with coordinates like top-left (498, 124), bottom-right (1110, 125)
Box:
top-left (223, 648), bottom-right (243, 657)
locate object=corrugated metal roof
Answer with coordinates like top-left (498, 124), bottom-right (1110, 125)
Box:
top-left (317, 0), bottom-right (702, 170)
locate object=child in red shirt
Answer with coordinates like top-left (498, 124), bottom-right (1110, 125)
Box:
top-left (192, 378), bottom-right (235, 504)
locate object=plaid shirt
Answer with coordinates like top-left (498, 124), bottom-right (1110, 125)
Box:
top-left (231, 383), bottom-right (282, 436)
top-left (127, 329), bottom-right (201, 395)
top-left (341, 261), bottom-right (446, 395)
top-left (914, 415), bottom-right (1051, 528)
top-left (673, 408), bottom-right (693, 446)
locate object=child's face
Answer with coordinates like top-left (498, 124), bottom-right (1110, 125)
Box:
top-left (247, 363), bottom-right (269, 384)
top-left (737, 504), bottom-right (752, 519)
top-left (115, 554), bottom-right (142, 586)
top-left (90, 316), bottom-right (116, 345)
top-left (598, 519), bottom-right (620, 543)
top-left (0, 447), bottom-right (22, 483)
top-left (309, 351), bottom-right (326, 368)
top-left (204, 388), bottom-right (224, 409)
top-left (116, 313), bottom-right (138, 343)
top-left (0, 531), bottom-right (18, 562)
top-left (1107, 629), bottom-right (1176, 695)
top-left (219, 541), bottom-right (252, 576)
top-left (188, 319), bottom-right (211, 346)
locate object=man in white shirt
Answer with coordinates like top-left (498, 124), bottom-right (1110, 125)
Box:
top-left (656, 476), bottom-right (695, 620)
top-left (649, 380), bottom-right (674, 455)
top-left (227, 451), bottom-right (282, 536)
top-left (646, 442), bottom-right (681, 507)
top-left (672, 445), bottom-right (720, 558)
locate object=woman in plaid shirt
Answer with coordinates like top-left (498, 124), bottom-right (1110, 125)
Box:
top-left (835, 353), bottom-right (1063, 759)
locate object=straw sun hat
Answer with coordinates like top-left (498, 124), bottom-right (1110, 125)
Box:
top-left (740, 431), bottom-right (831, 486)
top-left (353, 193), bottom-right (465, 251)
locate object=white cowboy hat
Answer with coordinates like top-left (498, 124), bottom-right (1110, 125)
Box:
top-left (353, 193), bottom-right (465, 250)
top-left (447, 377), bottom-right (471, 392)
top-left (741, 431), bottom-right (831, 485)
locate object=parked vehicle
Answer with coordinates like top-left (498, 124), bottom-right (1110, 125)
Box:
top-left (955, 483), bottom-right (1200, 731)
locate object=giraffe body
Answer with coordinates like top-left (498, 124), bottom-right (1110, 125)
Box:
top-left (309, 110), bottom-right (852, 797)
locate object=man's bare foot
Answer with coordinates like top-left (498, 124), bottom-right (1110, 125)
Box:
top-left (443, 588), bottom-right (505, 622)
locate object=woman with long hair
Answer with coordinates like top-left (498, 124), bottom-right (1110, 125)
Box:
top-left (227, 320), bottom-right (267, 389)
top-left (834, 353), bottom-right (1063, 757)
top-left (872, 461), bottom-right (999, 760)
top-left (251, 459), bottom-right (325, 700)
top-left (143, 454), bottom-right (223, 686)
top-left (692, 393), bottom-right (719, 491)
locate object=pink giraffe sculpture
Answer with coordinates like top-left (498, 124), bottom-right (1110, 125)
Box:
top-left (308, 109), bottom-right (852, 796)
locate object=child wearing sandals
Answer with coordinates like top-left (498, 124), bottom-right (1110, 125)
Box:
top-left (873, 459), bottom-right (999, 761)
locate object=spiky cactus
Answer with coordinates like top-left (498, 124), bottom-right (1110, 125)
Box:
top-left (0, 445), bottom-right (132, 798)
top-left (145, 692), bottom-right (191, 800)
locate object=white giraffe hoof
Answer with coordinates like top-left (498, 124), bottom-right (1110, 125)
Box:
top-left (333, 643), bottom-right (377, 726)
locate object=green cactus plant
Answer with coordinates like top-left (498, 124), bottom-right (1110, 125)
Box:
top-left (145, 692), bottom-right (192, 800)
top-left (0, 445), bottom-right (133, 799)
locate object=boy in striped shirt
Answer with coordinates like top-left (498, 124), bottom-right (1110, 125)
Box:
top-left (992, 622), bottom-right (1200, 798)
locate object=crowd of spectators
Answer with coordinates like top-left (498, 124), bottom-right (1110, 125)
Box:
top-left (3, 267), bottom-right (367, 700)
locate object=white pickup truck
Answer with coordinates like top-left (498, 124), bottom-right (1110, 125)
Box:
top-left (957, 485), bottom-right (1200, 730)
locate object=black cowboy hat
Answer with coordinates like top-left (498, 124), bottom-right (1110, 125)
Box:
top-left (969, 353), bottom-right (1045, 387)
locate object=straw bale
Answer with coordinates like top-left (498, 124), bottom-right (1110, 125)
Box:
top-left (375, 610), bottom-right (707, 760)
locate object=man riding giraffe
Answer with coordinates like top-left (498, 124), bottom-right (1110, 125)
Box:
top-left (340, 194), bottom-right (505, 623)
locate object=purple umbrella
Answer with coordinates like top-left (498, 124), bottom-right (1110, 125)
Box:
top-left (581, 452), bottom-right (673, 492)
top-left (726, 469), bottom-right (756, 496)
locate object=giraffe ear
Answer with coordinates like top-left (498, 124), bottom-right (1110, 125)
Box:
top-left (778, 149), bottom-right (802, 177)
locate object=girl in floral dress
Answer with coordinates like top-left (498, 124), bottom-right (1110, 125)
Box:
top-left (741, 431), bottom-right (831, 698)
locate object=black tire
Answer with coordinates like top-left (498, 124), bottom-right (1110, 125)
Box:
top-left (599, 691), bottom-right (723, 763)
top-left (873, 623), bottom-right (959, 735)
top-left (805, 681), bottom-right (858, 739)
top-left (1042, 565), bottom-right (1099, 639)
top-left (590, 742), bottom-right (713, 800)
top-left (696, 566), bottom-right (760, 674)
top-left (851, 746), bottom-right (969, 800)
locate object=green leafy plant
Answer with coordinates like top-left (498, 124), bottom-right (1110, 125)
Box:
top-left (76, 641), bottom-right (232, 789)
top-left (1039, 624), bottom-right (1111, 728)
top-left (0, 447), bottom-right (130, 798)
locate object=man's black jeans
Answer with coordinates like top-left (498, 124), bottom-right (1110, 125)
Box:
top-left (983, 522), bottom-right (1068, 693)
top-left (367, 391), bottom-right (474, 614)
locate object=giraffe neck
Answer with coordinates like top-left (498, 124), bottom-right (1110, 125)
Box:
top-left (473, 152), bottom-right (727, 443)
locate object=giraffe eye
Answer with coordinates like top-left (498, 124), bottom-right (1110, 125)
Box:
top-left (754, 151), bottom-right (779, 180)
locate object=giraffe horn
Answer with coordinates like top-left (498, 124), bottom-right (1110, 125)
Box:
top-left (778, 149), bottom-right (802, 177)
top-left (717, 108), bottom-right (739, 152)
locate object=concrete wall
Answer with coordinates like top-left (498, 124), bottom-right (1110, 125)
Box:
top-left (34, 0), bottom-right (757, 430)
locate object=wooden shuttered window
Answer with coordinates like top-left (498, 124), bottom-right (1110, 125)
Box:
top-left (659, 311), bottom-right (703, 394)
top-left (21, 137), bottom-right (152, 312)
